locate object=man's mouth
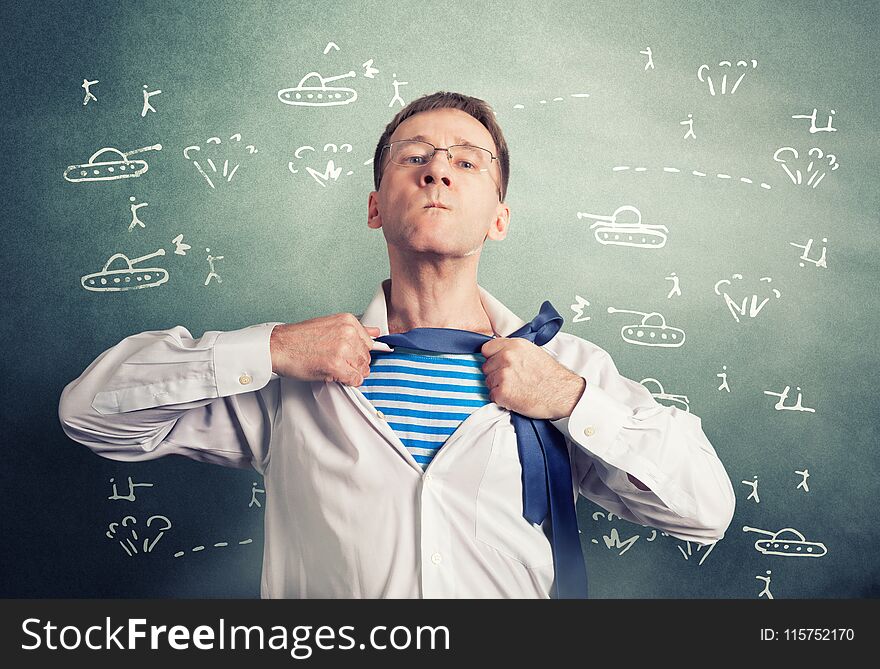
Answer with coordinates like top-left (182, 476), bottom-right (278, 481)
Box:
top-left (424, 202), bottom-right (449, 210)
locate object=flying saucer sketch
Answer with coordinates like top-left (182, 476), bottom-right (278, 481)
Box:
top-left (640, 378), bottom-right (690, 412)
top-left (278, 71), bottom-right (357, 107)
top-left (63, 144), bottom-right (162, 183)
top-left (697, 59), bottom-right (757, 96)
top-left (742, 525), bottom-right (827, 558)
top-left (606, 307), bottom-right (686, 347)
top-left (772, 147), bottom-right (839, 188)
top-left (81, 249), bottom-right (168, 292)
top-left (577, 205), bottom-right (667, 248)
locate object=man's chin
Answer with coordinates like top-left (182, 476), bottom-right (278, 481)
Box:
top-left (397, 241), bottom-right (483, 259)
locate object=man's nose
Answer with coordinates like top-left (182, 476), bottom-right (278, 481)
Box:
top-left (419, 150), bottom-right (453, 189)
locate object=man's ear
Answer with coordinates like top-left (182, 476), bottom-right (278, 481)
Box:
top-left (367, 191), bottom-right (382, 229)
top-left (486, 201), bottom-right (511, 241)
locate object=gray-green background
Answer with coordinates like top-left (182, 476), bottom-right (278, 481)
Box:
top-left (2, 0), bottom-right (877, 597)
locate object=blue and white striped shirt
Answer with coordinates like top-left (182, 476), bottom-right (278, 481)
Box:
top-left (362, 346), bottom-right (491, 469)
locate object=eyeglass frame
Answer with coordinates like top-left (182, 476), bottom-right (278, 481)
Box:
top-left (377, 139), bottom-right (504, 201)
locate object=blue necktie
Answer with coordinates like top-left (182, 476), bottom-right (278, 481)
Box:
top-left (376, 301), bottom-right (588, 598)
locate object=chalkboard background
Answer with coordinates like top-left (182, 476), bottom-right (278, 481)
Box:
top-left (2, 0), bottom-right (877, 598)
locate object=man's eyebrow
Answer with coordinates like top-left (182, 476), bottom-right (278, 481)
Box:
top-left (404, 134), bottom-right (482, 147)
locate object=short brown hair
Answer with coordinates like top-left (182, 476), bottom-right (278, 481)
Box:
top-left (372, 91), bottom-right (510, 201)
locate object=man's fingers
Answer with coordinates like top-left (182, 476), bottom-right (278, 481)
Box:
top-left (362, 326), bottom-right (393, 352)
top-left (344, 360), bottom-right (365, 386)
top-left (357, 325), bottom-right (393, 352)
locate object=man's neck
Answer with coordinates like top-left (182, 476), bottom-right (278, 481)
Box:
top-left (384, 261), bottom-right (494, 336)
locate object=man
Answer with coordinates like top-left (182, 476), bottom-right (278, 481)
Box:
top-left (59, 91), bottom-right (736, 598)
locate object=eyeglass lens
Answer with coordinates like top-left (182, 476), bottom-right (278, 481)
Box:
top-left (390, 140), bottom-right (493, 172)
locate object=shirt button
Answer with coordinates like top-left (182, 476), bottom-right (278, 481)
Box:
top-left (430, 552), bottom-right (442, 565)
top-left (424, 473), bottom-right (433, 482)
top-left (239, 374), bottom-right (252, 385)
top-left (584, 425), bottom-right (595, 437)
top-left (376, 410), bottom-right (385, 420)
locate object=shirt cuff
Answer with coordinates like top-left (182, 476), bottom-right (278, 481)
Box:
top-left (214, 322), bottom-right (282, 397)
top-left (554, 378), bottom-right (698, 518)
top-left (551, 378), bottom-right (628, 458)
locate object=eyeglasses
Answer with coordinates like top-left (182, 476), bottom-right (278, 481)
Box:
top-left (379, 140), bottom-right (502, 200)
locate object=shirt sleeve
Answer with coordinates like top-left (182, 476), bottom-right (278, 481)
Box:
top-left (58, 322), bottom-right (284, 475)
top-left (550, 348), bottom-right (736, 545)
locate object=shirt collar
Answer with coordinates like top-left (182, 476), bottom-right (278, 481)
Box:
top-left (359, 278), bottom-right (527, 337)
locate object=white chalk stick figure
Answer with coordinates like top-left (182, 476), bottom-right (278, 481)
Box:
top-left (388, 73), bottom-right (408, 107)
top-left (680, 113), bottom-right (695, 139)
top-left (717, 365), bottom-right (730, 392)
top-left (141, 84), bottom-right (161, 117)
top-left (741, 475), bottom-right (759, 503)
top-left (82, 78), bottom-right (98, 105)
top-left (665, 272), bottom-right (681, 298)
top-left (204, 248), bottom-right (223, 286)
top-left (756, 570), bottom-right (773, 599)
top-left (127, 196), bottom-right (148, 231)
top-left (249, 481), bottom-right (266, 508)
top-left (796, 468), bottom-right (810, 492)
top-left (640, 47), bottom-right (654, 70)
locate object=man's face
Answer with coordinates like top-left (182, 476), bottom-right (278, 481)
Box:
top-left (368, 108), bottom-right (510, 258)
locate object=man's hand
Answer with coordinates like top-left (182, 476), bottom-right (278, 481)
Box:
top-left (270, 313), bottom-right (386, 386)
top-left (480, 338), bottom-right (586, 420)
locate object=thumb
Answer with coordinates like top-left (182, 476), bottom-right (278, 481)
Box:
top-left (364, 326), bottom-right (381, 337)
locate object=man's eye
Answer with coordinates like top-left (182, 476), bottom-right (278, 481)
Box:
top-left (404, 155), bottom-right (426, 165)
top-left (457, 160), bottom-right (476, 170)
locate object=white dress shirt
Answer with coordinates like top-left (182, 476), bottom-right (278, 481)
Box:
top-left (58, 281), bottom-right (736, 598)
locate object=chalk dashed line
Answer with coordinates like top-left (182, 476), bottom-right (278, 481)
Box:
top-left (514, 93), bottom-right (590, 109)
top-left (173, 538), bottom-right (255, 558)
top-left (613, 165), bottom-right (771, 189)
